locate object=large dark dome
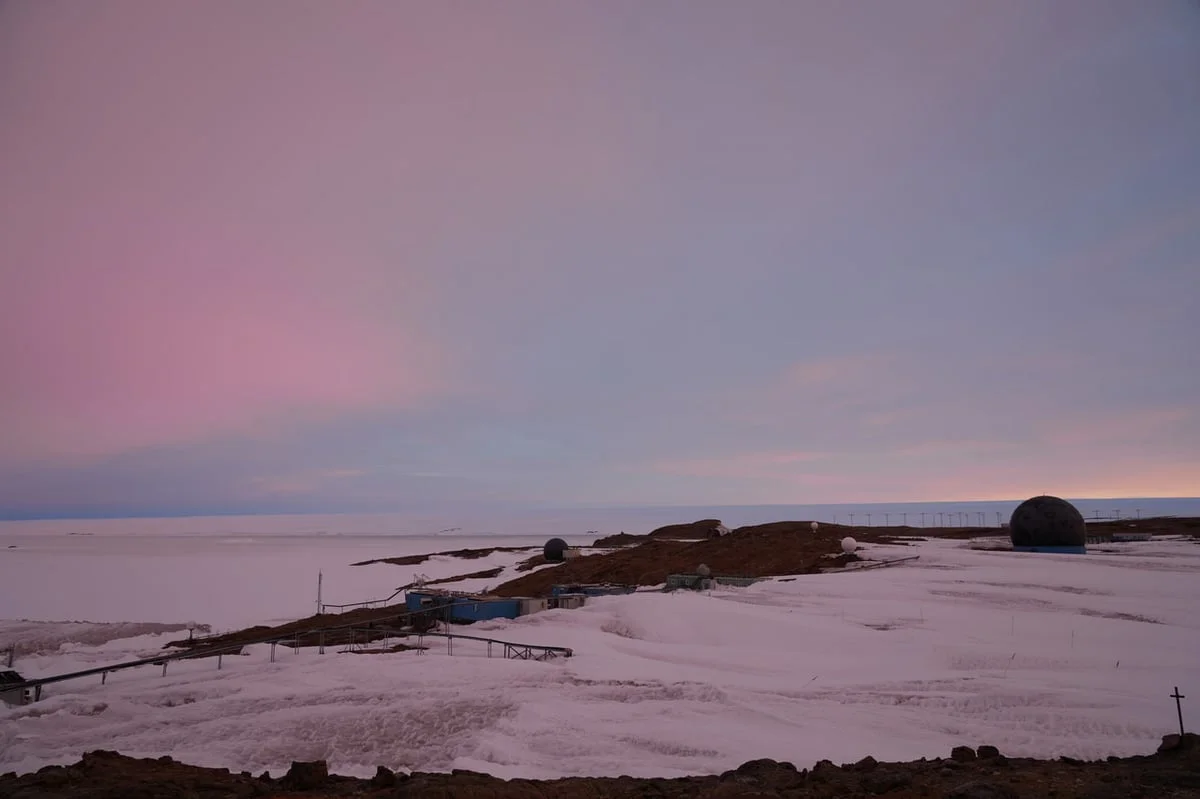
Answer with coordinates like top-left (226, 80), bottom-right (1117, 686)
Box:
top-left (543, 537), bottom-right (569, 562)
top-left (1009, 496), bottom-right (1086, 548)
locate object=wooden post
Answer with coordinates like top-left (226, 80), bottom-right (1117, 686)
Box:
top-left (318, 630), bottom-right (325, 655)
top-left (161, 662), bottom-right (168, 677)
top-left (217, 653), bottom-right (223, 671)
top-left (270, 642), bottom-right (277, 663)
top-left (101, 671), bottom-right (107, 685)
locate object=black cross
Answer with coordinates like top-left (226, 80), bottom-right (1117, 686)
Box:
top-left (1172, 687), bottom-right (1186, 736)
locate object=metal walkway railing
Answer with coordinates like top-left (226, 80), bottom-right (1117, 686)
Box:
top-left (318, 587), bottom-right (406, 614)
top-left (387, 628), bottom-right (572, 661)
top-left (7, 615), bottom-right (572, 702)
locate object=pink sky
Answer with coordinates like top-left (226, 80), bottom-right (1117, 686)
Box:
top-left (0, 1), bottom-right (1197, 517)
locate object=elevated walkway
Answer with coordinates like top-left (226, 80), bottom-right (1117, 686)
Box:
top-left (8, 612), bottom-right (571, 703)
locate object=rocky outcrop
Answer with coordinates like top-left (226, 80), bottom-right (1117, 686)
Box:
top-left (491, 522), bottom-right (891, 597)
top-left (647, 519), bottom-right (728, 540)
top-left (4, 736), bottom-right (1198, 798)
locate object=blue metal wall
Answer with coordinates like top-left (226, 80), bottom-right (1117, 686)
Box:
top-left (448, 599), bottom-right (521, 622)
top-left (405, 591), bottom-right (521, 621)
top-left (1012, 545), bottom-right (1087, 554)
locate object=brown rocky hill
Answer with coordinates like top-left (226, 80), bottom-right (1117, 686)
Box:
top-left (648, 518), bottom-right (727, 539)
top-left (492, 521), bottom-right (903, 597)
top-left (594, 518), bottom-right (726, 546)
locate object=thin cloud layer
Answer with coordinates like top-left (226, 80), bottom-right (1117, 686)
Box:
top-left (0, 1), bottom-right (1197, 517)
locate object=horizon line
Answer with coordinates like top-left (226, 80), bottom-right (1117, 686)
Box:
top-left (1, 495), bottom-right (1197, 523)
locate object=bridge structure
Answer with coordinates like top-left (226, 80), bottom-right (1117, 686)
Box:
top-left (6, 610), bottom-right (573, 703)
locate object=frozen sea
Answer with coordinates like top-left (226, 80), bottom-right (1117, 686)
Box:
top-left (1, 501), bottom-right (1199, 778)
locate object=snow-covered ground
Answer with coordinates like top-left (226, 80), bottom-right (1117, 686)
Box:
top-left (2, 535), bottom-right (1198, 779)
top-left (0, 533), bottom-right (565, 631)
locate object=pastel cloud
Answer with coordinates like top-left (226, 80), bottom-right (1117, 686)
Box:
top-left (1, 1), bottom-right (1198, 517)
top-left (651, 451), bottom-right (829, 480)
top-left (1, 254), bottom-right (447, 462)
top-left (0, 1), bottom-right (637, 464)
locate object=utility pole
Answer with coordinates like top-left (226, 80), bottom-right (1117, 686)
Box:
top-left (316, 571), bottom-right (323, 615)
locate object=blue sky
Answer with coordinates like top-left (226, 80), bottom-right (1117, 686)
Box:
top-left (0, 1), bottom-right (1198, 518)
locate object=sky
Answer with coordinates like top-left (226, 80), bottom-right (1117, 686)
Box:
top-left (0, 1), bottom-right (1198, 519)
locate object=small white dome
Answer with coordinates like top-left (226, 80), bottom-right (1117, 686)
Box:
top-left (840, 536), bottom-right (858, 553)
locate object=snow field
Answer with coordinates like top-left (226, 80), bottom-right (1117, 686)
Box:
top-left (1, 537), bottom-right (1198, 779)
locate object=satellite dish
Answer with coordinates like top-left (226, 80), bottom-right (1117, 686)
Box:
top-left (840, 537), bottom-right (858, 553)
top-left (810, 521), bottom-right (819, 532)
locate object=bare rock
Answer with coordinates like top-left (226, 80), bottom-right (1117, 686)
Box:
top-left (31, 768), bottom-right (69, 787)
top-left (719, 758), bottom-right (800, 790)
top-left (976, 746), bottom-right (1002, 760)
top-left (944, 781), bottom-right (1019, 799)
top-left (863, 770), bottom-right (913, 794)
top-left (280, 759), bottom-right (328, 790)
top-left (951, 746), bottom-right (978, 762)
top-left (1159, 734), bottom-right (1182, 752)
top-left (648, 519), bottom-right (727, 539)
top-left (371, 765), bottom-right (396, 787)
top-left (1080, 786), bottom-right (1133, 799)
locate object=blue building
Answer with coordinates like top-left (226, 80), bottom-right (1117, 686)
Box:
top-left (405, 590), bottom-right (522, 622)
top-left (446, 598), bottom-right (521, 622)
